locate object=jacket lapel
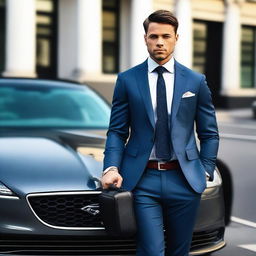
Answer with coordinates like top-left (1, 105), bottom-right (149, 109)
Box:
top-left (136, 60), bottom-right (155, 128)
top-left (135, 60), bottom-right (189, 129)
top-left (171, 61), bottom-right (189, 124)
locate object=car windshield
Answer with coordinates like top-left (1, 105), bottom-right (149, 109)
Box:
top-left (0, 84), bottom-right (110, 129)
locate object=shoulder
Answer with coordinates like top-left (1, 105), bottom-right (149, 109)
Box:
top-left (175, 60), bottom-right (205, 82)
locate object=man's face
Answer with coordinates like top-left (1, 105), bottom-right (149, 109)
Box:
top-left (144, 22), bottom-right (178, 65)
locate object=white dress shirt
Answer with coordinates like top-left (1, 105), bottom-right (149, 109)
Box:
top-left (147, 57), bottom-right (175, 160)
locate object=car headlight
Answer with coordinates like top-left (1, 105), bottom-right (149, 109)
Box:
top-left (206, 169), bottom-right (222, 188)
top-left (0, 182), bottom-right (19, 199)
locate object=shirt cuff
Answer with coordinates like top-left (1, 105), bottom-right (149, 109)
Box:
top-left (102, 166), bottom-right (119, 176)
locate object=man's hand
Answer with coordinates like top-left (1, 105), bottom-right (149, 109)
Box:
top-left (206, 171), bottom-right (212, 182)
top-left (101, 170), bottom-right (123, 189)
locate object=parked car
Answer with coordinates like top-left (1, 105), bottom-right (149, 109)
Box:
top-left (0, 78), bottom-right (231, 255)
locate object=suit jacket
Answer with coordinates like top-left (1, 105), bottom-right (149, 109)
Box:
top-left (103, 59), bottom-right (219, 193)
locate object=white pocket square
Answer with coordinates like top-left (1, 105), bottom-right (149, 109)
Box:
top-left (182, 91), bottom-right (195, 98)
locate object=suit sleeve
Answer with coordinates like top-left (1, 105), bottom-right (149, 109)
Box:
top-left (103, 74), bottom-right (130, 170)
top-left (195, 76), bottom-right (219, 180)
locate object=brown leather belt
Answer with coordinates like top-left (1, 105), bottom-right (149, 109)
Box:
top-left (146, 160), bottom-right (180, 170)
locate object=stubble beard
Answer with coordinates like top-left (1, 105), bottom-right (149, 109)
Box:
top-left (153, 52), bottom-right (172, 63)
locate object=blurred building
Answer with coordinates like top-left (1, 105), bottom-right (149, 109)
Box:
top-left (0, 0), bottom-right (256, 108)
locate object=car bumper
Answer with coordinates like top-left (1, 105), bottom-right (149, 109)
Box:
top-left (190, 185), bottom-right (226, 255)
top-left (0, 185), bottom-right (225, 255)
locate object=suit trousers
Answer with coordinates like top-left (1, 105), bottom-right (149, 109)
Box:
top-left (132, 167), bottom-right (201, 256)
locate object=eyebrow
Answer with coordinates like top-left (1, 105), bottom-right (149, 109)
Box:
top-left (148, 33), bottom-right (172, 37)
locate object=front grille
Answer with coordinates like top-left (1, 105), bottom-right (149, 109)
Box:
top-left (24, 192), bottom-right (225, 255)
top-left (190, 227), bottom-right (225, 252)
top-left (0, 229), bottom-right (224, 255)
top-left (27, 192), bottom-right (103, 229)
top-left (0, 236), bottom-right (136, 255)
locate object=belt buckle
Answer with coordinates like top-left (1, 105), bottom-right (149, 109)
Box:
top-left (158, 161), bottom-right (167, 171)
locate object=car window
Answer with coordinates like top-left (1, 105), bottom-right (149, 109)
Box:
top-left (0, 85), bottom-right (110, 129)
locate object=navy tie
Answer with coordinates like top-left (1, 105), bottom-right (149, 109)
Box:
top-left (154, 66), bottom-right (172, 160)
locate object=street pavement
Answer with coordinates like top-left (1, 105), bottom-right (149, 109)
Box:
top-left (212, 108), bottom-right (256, 255)
top-left (212, 222), bottom-right (256, 255)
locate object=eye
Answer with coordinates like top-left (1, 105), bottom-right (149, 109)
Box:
top-left (149, 34), bottom-right (158, 39)
top-left (163, 34), bottom-right (171, 39)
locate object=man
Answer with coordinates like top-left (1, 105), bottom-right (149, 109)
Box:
top-left (101, 10), bottom-right (219, 256)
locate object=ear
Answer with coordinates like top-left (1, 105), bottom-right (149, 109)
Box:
top-left (144, 34), bottom-right (147, 45)
top-left (175, 34), bottom-right (179, 42)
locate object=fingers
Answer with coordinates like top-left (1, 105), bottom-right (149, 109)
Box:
top-left (102, 177), bottom-right (122, 189)
top-left (115, 177), bottom-right (123, 188)
top-left (101, 171), bottom-right (123, 189)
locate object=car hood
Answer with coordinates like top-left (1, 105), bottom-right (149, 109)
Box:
top-left (0, 131), bottom-right (105, 196)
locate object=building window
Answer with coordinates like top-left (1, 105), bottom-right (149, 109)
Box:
top-left (36, 0), bottom-right (57, 78)
top-left (0, 0), bottom-right (5, 76)
top-left (193, 20), bottom-right (223, 106)
top-left (102, 0), bottom-right (119, 74)
top-left (241, 26), bottom-right (256, 88)
top-left (193, 22), bottom-right (207, 74)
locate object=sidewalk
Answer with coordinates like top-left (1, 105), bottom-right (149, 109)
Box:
top-left (216, 108), bottom-right (255, 123)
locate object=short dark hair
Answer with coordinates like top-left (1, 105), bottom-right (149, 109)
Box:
top-left (143, 10), bottom-right (179, 34)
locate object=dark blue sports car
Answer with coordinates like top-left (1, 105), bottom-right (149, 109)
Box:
top-left (0, 78), bottom-right (227, 255)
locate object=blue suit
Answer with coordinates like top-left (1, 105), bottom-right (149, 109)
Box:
top-left (103, 59), bottom-right (219, 255)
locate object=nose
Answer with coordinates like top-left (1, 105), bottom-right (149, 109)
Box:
top-left (156, 37), bottom-right (164, 47)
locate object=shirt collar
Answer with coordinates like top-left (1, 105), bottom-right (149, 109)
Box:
top-left (147, 56), bottom-right (175, 73)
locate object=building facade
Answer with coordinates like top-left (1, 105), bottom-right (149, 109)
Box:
top-left (0, 0), bottom-right (256, 107)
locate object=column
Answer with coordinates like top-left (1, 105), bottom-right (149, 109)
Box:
top-left (3, 0), bottom-right (36, 77)
top-left (130, 0), bottom-right (153, 67)
top-left (174, 0), bottom-right (193, 68)
top-left (120, 0), bottom-right (131, 71)
top-left (221, 0), bottom-right (244, 94)
top-left (58, 0), bottom-right (102, 81)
